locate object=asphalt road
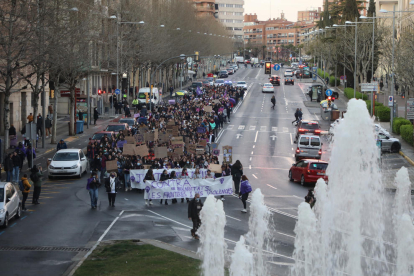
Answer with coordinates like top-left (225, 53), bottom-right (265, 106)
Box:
top-left (1, 65), bottom-right (410, 276)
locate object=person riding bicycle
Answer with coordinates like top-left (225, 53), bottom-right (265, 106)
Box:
top-left (271, 95), bottom-right (276, 109)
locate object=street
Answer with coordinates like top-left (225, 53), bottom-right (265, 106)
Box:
top-left (0, 66), bottom-right (412, 276)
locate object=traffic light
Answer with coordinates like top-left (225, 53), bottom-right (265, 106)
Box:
top-left (98, 89), bottom-right (101, 95)
top-left (265, 62), bottom-right (271, 74)
top-left (50, 90), bottom-right (54, 99)
top-left (144, 92), bottom-right (149, 103)
top-left (327, 96), bottom-right (332, 107)
top-left (194, 51), bottom-right (199, 62)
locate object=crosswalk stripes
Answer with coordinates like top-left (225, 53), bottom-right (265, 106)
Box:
top-left (238, 125), bottom-right (245, 130)
top-left (272, 127), bottom-right (278, 132)
top-left (226, 125), bottom-right (296, 133)
top-left (227, 125), bottom-right (234, 130)
top-left (249, 126), bottom-right (256, 131)
top-left (283, 127), bottom-right (289, 133)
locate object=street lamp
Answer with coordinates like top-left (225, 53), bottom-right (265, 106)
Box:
top-left (380, 6), bottom-right (414, 128)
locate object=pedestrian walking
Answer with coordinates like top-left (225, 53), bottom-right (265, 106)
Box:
top-left (20, 174), bottom-right (31, 211)
top-left (4, 153), bottom-right (13, 182)
top-left (26, 143), bottom-right (36, 169)
top-left (87, 172), bottom-right (101, 209)
top-left (27, 113), bottom-right (34, 123)
top-left (271, 95), bottom-right (276, 109)
top-left (105, 172), bottom-right (120, 207)
top-left (45, 115), bottom-right (52, 138)
top-left (239, 175), bottom-right (252, 213)
top-left (298, 108), bottom-right (303, 121)
top-left (188, 193), bottom-right (203, 239)
top-left (30, 165), bottom-right (43, 205)
top-left (380, 79), bottom-right (384, 91)
top-left (292, 108), bottom-right (300, 125)
top-left (123, 157), bottom-right (132, 192)
top-left (231, 160), bottom-right (243, 194)
top-left (12, 152), bottom-right (21, 183)
top-left (57, 139), bottom-right (67, 151)
top-left (169, 86), bottom-right (173, 97)
top-left (94, 107), bottom-right (99, 125)
top-left (124, 104), bottom-right (131, 117)
top-left (36, 113), bottom-right (43, 137)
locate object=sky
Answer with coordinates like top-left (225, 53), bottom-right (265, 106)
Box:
top-left (244, 0), bottom-right (323, 22)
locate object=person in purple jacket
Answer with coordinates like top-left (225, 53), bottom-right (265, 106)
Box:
top-left (239, 175), bottom-right (252, 213)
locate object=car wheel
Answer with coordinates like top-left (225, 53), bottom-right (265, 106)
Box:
top-left (288, 170), bottom-right (293, 181)
top-left (2, 213), bottom-right (8, 228)
top-left (15, 205), bottom-right (21, 219)
top-left (78, 167), bottom-right (83, 178)
top-left (391, 142), bottom-right (401, 153)
top-left (300, 175), bottom-right (306, 186)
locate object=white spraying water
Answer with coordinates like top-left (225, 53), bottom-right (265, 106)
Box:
top-left (229, 235), bottom-right (254, 276)
top-left (245, 188), bottom-right (271, 276)
top-left (197, 195), bottom-right (227, 276)
top-left (291, 99), bottom-right (414, 275)
top-left (393, 167), bottom-right (414, 222)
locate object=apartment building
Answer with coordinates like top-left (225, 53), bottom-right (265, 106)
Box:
top-left (193, 0), bottom-right (217, 17)
top-left (216, 0), bottom-right (244, 39)
top-left (297, 8), bottom-right (321, 23)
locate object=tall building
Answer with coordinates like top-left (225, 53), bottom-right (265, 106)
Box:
top-left (297, 8), bottom-right (321, 22)
top-left (215, 0), bottom-right (244, 39)
top-left (193, 0), bottom-right (217, 17)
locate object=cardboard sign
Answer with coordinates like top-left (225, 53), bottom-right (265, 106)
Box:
top-left (135, 145), bottom-right (149, 156)
top-left (197, 127), bottom-right (206, 133)
top-left (212, 149), bottom-right (220, 156)
top-left (209, 164), bottom-right (222, 174)
top-left (175, 147), bottom-right (184, 155)
top-left (106, 160), bottom-right (118, 172)
top-left (171, 141), bottom-right (183, 149)
top-left (198, 139), bottom-right (207, 147)
top-left (172, 126), bottom-right (179, 136)
top-left (158, 132), bottom-right (168, 143)
top-left (212, 99), bottom-right (220, 104)
top-left (122, 129), bottom-right (129, 137)
top-left (139, 126), bottom-right (149, 134)
top-left (125, 136), bottom-right (135, 144)
top-left (188, 144), bottom-right (197, 154)
top-left (134, 134), bottom-right (144, 143)
top-left (166, 129), bottom-right (173, 135)
top-left (167, 121), bottom-right (175, 126)
top-left (171, 136), bottom-right (183, 142)
top-left (123, 144), bottom-right (136, 156)
top-left (222, 145), bottom-right (233, 164)
top-left (196, 148), bottom-right (204, 155)
top-left (204, 106), bottom-right (213, 113)
top-left (154, 147), bottom-right (168, 158)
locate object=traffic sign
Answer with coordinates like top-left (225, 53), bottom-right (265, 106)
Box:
top-left (360, 82), bottom-right (378, 92)
top-left (115, 89), bottom-right (121, 95)
top-left (325, 89), bottom-right (333, 97)
top-left (290, 54), bottom-right (292, 58)
top-left (340, 75), bottom-right (347, 80)
top-left (407, 98), bottom-right (414, 119)
top-left (388, 96), bottom-right (394, 107)
top-left (312, 67), bottom-right (317, 81)
top-left (273, 64), bottom-right (280, 71)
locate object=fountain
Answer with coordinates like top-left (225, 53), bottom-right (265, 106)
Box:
top-left (292, 99), bottom-right (414, 275)
top-left (197, 195), bottom-right (227, 276)
top-left (229, 236), bottom-right (254, 276)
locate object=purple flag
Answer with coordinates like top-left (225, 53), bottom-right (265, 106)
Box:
top-left (196, 86), bottom-right (202, 95)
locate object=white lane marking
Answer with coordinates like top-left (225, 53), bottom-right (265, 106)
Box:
top-left (251, 151), bottom-right (254, 155)
top-left (249, 157), bottom-right (252, 161)
top-left (249, 165), bottom-right (251, 169)
top-left (252, 145), bottom-right (255, 148)
top-left (254, 131), bottom-right (258, 142)
top-left (227, 125), bottom-right (234, 130)
top-left (69, 210), bottom-right (125, 276)
top-left (249, 125), bottom-right (256, 131)
top-left (216, 129), bottom-right (225, 142)
top-left (283, 127), bottom-right (288, 133)
top-left (260, 126), bottom-right (266, 131)
top-left (252, 174), bottom-right (258, 179)
top-left (290, 133), bottom-right (293, 145)
top-left (276, 232), bottom-right (296, 239)
top-left (272, 127), bottom-right (277, 132)
top-left (226, 215), bottom-right (241, 222)
top-left (238, 125), bottom-right (245, 130)
top-left (268, 261), bottom-right (295, 266)
top-left (266, 184), bottom-right (278, 190)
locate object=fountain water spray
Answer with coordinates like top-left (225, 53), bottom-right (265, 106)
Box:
top-left (197, 195), bottom-right (227, 276)
top-left (229, 235), bottom-right (254, 276)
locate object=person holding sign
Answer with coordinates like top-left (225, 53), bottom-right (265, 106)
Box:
top-left (159, 170), bottom-right (170, 205)
top-left (105, 172), bottom-right (120, 207)
top-left (144, 169), bottom-right (155, 206)
top-left (239, 175), bottom-right (252, 213)
top-left (188, 193), bottom-right (203, 239)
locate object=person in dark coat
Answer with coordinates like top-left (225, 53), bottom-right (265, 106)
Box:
top-left (87, 172), bottom-right (101, 209)
top-left (4, 153), bottom-right (13, 182)
top-left (93, 107), bottom-right (99, 125)
top-left (105, 172), bottom-right (120, 207)
top-left (45, 116), bottom-right (52, 138)
top-left (188, 193), bottom-right (203, 239)
top-left (36, 114), bottom-right (43, 137)
top-left (231, 160), bottom-right (243, 194)
top-left (271, 95), bottom-right (276, 109)
top-left (124, 104), bottom-right (131, 117)
top-left (9, 125), bottom-right (16, 136)
top-left (292, 108), bottom-right (299, 125)
top-left (12, 152), bottom-right (21, 183)
top-left (159, 169), bottom-right (170, 205)
top-left (15, 142), bottom-right (26, 169)
top-left (169, 86), bottom-right (173, 97)
top-left (57, 139), bottom-right (67, 151)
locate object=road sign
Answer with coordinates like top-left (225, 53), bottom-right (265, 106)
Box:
top-left (325, 89), bottom-right (333, 97)
top-left (360, 82), bottom-right (378, 92)
top-left (407, 98), bottom-right (414, 119)
top-left (388, 96), bottom-right (394, 107)
top-left (273, 64), bottom-right (280, 71)
top-left (312, 67), bottom-right (317, 81)
top-left (289, 54), bottom-right (292, 58)
top-left (340, 75), bottom-right (347, 80)
top-left (115, 89), bottom-right (121, 95)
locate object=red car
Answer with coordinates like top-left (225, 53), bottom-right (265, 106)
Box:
top-left (288, 159), bottom-right (328, 186)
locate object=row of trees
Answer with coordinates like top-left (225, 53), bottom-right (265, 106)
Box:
top-left (0, 0), bottom-right (233, 148)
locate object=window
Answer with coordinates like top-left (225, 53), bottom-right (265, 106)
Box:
top-left (218, 3), bottom-right (225, 7)
top-left (234, 27), bottom-right (242, 31)
top-left (299, 136), bottom-right (309, 146)
top-left (226, 27), bottom-right (233, 30)
top-left (0, 188), bottom-right (3, 202)
top-left (310, 137), bottom-right (321, 147)
top-left (80, 151), bottom-right (85, 158)
top-left (266, 27), bottom-right (274, 30)
top-left (234, 20), bottom-right (243, 23)
top-left (219, 11), bottom-right (225, 15)
top-left (220, 19), bottom-right (225, 23)
top-left (226, 19), bottom-right (233, 23)
top-left (235, 12), bottom-right (243, 16)
top-left (235, 4), bottom-right (243, 8)
top-left (310, 163), bottom-right (328, 171)
top-left (302, 122), bottom-right (320, 129)
top-left (53, 152), bottom-right (79, 161)
top-left (226, 4), bottom-right (233, 7)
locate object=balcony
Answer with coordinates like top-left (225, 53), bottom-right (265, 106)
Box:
top-left (193, 0), bottom-right (215, 3)
top-left (197, 6), bottom-right (214, 12)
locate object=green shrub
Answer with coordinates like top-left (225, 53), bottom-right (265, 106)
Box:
top-left (400, 124), bottom-right (413, 145)
top-left (365, 101), bottom-right (384, 113)
top-left (392, 117), bottom-right (412, 134)
top-left (344, 88), bottom-right (368, 100)
top-left (329, 76), bottom-right (340, 87)
top-left (317, 69), bottom-right (330, 79)
top-left (375, 106), bottom-right (391, 122)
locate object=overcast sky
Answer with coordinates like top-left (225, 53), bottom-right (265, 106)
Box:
top-left (244, 0), bottom-right (322, 22)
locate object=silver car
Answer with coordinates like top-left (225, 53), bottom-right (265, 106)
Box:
top-left (0, 182), bottom-right (22, 228)
top-left (295, 135), bottom-right (323, 161)
top-left (236, 81), bottom-right (247, 90)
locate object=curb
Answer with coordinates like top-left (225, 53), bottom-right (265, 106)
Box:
top-left (399, 150), bottom-right (414, 167)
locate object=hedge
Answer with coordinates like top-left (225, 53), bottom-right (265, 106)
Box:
top-left (392, 117), bottom-right (412, 134)
top-left (317, 69), bottom-right (330, 79)
top-left (375, 106), bottom-right (391, 122)
top-left (329, 76), bottom-right (340, 87)
top-left (344, 87), bottom-right (368, 100)
top-left (400, 124), bottom-right (413, 145)
top-left (364, 100), bottom-right (384, 112)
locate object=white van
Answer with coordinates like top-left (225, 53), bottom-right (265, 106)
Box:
top-left (137, 87), bottom-right (160, 105)
top-left (295, 135), bottom-right (322, 161)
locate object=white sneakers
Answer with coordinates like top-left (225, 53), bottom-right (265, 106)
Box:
top-left (221, 198), bottom-right (225, 201)
top-left (125, 188), bottom-right (128, 192)
top-left (241, 209), bottom-right (247, 213)
top-left (149, 201), bottom-right (153, 205)
top-left (145, 200), bottom-right (148, 206)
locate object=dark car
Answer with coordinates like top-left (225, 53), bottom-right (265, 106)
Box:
top-left (295, 120), bottom-right (322, 141)
top-left (219, 70), bottom-right (228, 78)
top-left (189, 81), bottom-right (203, 92)
top-left (105, 123), bottom-right (128, 132)
top-left (119, 118), bottom-right (136, 128)
top-left (91, 131), bottom-right (114, 143)
top-left (202, 80), bottom-right (210, 87)
top-left (289, 159), bottom-right (328, 186)
top-left (285, 78), bottom-right (294, 85)
top-left (269, 75), bottom-right (280, 86)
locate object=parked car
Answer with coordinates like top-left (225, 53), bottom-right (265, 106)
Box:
top-left (262, 83), bottom-right (274, 93)
top-left (270, 75), bottom-right (280, 86)
top-left (284, 70), bottom-right (294, 77)
top-left (207, 77), bottom-right (214, 86)
top-left (119, 118), bottom-right (136, 128)
top-left (202, 80), bottom-right (210, 87)
top-left (226, 68), bottom-right (234, 75)
top-left (375, 125), bottom-right (402, 153)
top-left (189, 81), bottom-right (203, 92)
top-left (295, 120), bottom-right (322, 141)
top-left (289, 159), bottom-right (329, 186)
top-left (214, 79), bottom-right (225, 87)
top-left (91, 131), bottom-right (114, 143)
top-left (236, 81), bottom-right (248, 90)
top-left (105, 123), bottom-right (128, 132)
top-left (285, 78), bottom-right (294, 85)
top-left (0, 182), bottom-right (22, 228)
top-left (219, 70), bottom-right (228, 78)
top-left (295, 135), bottom-right (323, 161)
top-left (48, 149), bottom-right (89, 179)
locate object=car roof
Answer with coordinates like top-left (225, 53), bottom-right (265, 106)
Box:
top-left (55, 149), bottom-right (81, 153)
top-left (107, 123), bottom-right (127, 125)
top-left (271, 75), bottom-right (279, 77)
top-left (93, 131), bottom-right (113, 134)
top-left (298, 134), bottom-right (320, 139)
top-left (300, 159), bottom-right (328, 164)
top-left (264, 83), bottom-right (273, 85)
top-left (301, 120), bottom-right (319, 124)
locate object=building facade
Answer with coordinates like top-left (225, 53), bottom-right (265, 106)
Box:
top-left (297, 8), bottom-right (321, 23)
top-left (215, 0), bottom-right (244, 39)
top-left (193, 0), bottom-right (216, 17)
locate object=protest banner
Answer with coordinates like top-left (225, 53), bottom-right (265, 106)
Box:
top-left (125, 136), bottom-right (135, 144)
top-left (135, 145), bottom-right (149, 156)
top-left (222, 145), bottom-right (233, 164)
top-left (204, 106), bottom-right (213, 113)
top-left (172, 126), bottom-right (179, 136)
top-left (143, 177), bottom-right (233, 199)
top-left (175, 147), bottom-right (184, 155)
top-left (198, 139), bottom-right (207, 147)
top-left (158, 132), bottom-right (168, 143)
top-left (197, 127), bottom-right (206, 133)
top-left (154, 147), bottom-right (168, 158)
top-left (188, 144), bottom-right (197, 154)
top-left (212, 149), bottom-right (220, 156)
top-left (130, 168), bottom-right (208, 189)
top-left (139, 126), bottom-right (149, 134)
top-left (171, 136), bottom-right (183, 141)
top-left (209, 164), bottom-right (222, 173)
top-left (122, 129), bottom-right (128, 137)
top-left (123, 144), bottom-right (136, 156)
top-left (106, 160), bottom-right (118, 172)
top-left (153, 129), bottom-right (158, 141)
top-left (212, 99), bottom-right (220, 104)
top-left (171, 141), bottom-right (184, 149)
top-left (167, 121), bottom-right (175, 126)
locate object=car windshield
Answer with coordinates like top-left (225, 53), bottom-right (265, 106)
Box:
top-left (106, 125), bottom-right (125, 131)
top-left (310, 163), bottom-right (328, 171)
top-left (299, 137), bottom-right (310, 146)
top-left (302, 123), bottom-right (319, 129)
top-left (207, 78), bottom-right (213, 81)
top-left (92, 133), bottom-right (111, 141)
top-left (202, 80), bottom-right (209, 84)
top-left (0, 188), bottom-right (3, 202)
top-left (216, 80), bottom-right (224, 83)
top-left (138, 93), bottom-right (147, 99)
top-left (119, 119), bottom-right (135, 127)
top-left (237, 82), bottom-right (246, 85)
top-left (310, 137), bottom-right (320, 146)
top-left (192, 83), bottom-right (202, 87)
top-left (53, 152), bottom-right (79, 161)
top-left (264, 84), bottom-right (272, 87)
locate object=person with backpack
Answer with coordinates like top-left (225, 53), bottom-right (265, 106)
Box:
top-left (30, 165), bottom-right (43, 205)
top-left (20, 174), bottom-right (31, 211)
top-left (239, 175), bottom-right (252, 213)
